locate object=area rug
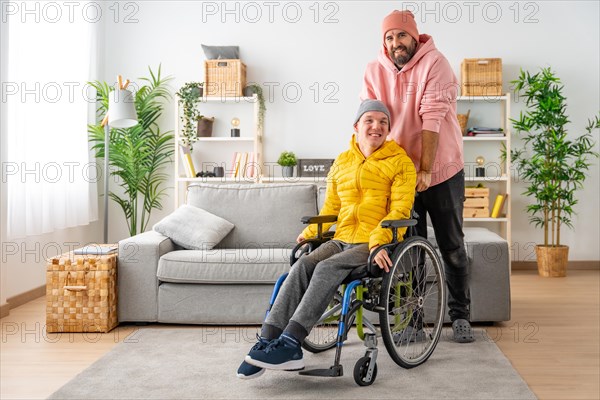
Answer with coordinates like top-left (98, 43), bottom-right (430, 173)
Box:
top-left (48, 327), bottom-right (536, 400)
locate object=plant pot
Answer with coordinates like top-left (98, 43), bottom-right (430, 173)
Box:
top-left (535, 245), bottom-right (569, 277)
top-left (282, 166), bottom-right (294, 178)
top-left (243, 86), bottom-right (256, 97)
top-left (197, 117), bottom-right (214, 137)
top-left (192, 86), bottom-right (203, 98)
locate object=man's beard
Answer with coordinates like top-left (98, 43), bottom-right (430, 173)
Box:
top-left (390, 41), bottom-right (417, 68)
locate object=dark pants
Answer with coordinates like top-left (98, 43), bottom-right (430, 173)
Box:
top-left (414, 170), bottom-right (470, 321)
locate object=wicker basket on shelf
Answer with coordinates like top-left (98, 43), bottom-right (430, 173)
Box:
top-left (457, 109), bottom-right (470, 135)
top-left (204, 59), bottom-right (247, 97)
top-left (461, 58), bottom-right (502, 96)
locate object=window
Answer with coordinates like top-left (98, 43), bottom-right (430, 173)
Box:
top-left (4, 2), bottom-right (98, 237)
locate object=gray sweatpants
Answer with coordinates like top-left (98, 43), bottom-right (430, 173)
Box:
top-left (263, 240), bottom-right (370, 342)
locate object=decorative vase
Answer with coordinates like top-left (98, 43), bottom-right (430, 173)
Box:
top-left (535, 245), bottom-right (569, 277)
top-left (282, 166), bottom-right (294, 178)
top-left (197, 117), bottom-right (214, 137)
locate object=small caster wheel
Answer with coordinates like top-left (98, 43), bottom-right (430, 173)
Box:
top-left (353, 356), bottom-right (377, 386)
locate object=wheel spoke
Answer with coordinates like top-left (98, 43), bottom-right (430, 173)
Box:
top-left (379, 237), bottom-right (446, 368)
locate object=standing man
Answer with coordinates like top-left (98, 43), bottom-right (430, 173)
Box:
top-left (362, 10), bottom-right (474, 343)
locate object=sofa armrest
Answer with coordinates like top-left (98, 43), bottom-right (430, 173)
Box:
top-left (118, 230), bottom-right (175, 322)
top-left (465, 232), bottom-right (511, 322)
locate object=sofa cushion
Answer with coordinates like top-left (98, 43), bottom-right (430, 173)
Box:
top-left (152, 205), bottom-right (234, 250)
top-left (157, 249), bottom-right (291, 284)
top-left (317, 185), bottom-right (327, 211)
top-left (187, 184), bottom-right (318, 249)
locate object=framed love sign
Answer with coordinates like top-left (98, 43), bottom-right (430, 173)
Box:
top-left (298, 159), bottom-right (334, 177)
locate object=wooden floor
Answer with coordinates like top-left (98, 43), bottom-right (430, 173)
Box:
top-left (1, 269), bottom-right (598, 399)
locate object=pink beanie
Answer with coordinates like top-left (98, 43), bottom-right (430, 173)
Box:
top-left (382, 10), bottom-right (419, 44)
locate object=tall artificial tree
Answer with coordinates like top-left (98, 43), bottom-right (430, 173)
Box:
top-left (88, 65), bottom-right (174, 236)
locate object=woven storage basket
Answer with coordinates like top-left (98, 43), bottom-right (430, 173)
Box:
top-left (457, 109), bottom-right (470, 135)
top-left (461, 58), bottom-right (502, 96)
top-left (46, 253), bottom-right (117, 333)
top-left (204, 59), bottom-right (247, 97)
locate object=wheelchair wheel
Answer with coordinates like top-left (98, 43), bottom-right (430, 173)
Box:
top-left (302, 291), bottom-right (358, 353)
top-left (353, 356), bottom-right (377, 386)
top-left (379, 236), bottom-right (446, 368)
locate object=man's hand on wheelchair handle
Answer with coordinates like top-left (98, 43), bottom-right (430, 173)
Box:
top-left (296, 234), bottom-right (305, 243)
top-left (371, 245), bottom-right (392, 273)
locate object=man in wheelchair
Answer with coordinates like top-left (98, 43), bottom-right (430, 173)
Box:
top-left (237, 99), bottom-right (417, 379)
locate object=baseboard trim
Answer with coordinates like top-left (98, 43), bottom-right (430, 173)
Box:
top-left (1, 285), bottom-right (46, 318)
top-left (0, 302), bottom-right (9, 319)
top-left (512, 261), bottom-right (600, 270)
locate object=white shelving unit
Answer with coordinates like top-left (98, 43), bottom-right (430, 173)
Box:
top-left (457, 93), bottom-right (512, 246)
top-left (174, 95), bottom-right (263, 207)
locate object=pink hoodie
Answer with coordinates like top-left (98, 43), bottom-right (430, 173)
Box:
top-left (361, 34), bottom-right (464, 187)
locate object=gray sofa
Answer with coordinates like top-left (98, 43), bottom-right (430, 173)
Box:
top-left (117, 183), bottom-right (510, 324)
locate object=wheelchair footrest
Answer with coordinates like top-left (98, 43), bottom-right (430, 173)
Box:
top-left (298, 365), bottom-right (343, 377)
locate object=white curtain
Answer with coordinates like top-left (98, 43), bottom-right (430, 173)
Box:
top-left (6, 3), bottom-right (99, 238)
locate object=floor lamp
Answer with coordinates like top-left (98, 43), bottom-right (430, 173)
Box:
top-left (102, 81), bottom-right (138, 243)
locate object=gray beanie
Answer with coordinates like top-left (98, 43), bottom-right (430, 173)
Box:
top-left (353, 99), bottom-right (391, 128)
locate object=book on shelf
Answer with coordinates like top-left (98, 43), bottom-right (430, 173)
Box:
top-left (230, 152), bottom-right (242, 178)
top-left (180, 145), bottom-right (196, 178)
top-left (244, 152), bottom-right (257, 178)
top-left (239, 152), bottom-right (248, 178)
top-left (73, 244), bottom-right (117, 255)
top-left (247, 152), bottom-right (256, 178)
top-left (228, 152), bottom-right (256, 178)
top-left (229, 152), bottom-right (238, 178)
top-left (491, 193), bottom-right (508, 218)
top-left (466, 127), bottom-right (505, 137)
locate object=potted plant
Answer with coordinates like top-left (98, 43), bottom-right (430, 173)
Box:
top-left (88, 65), bottom-right (174, 236)
top-left (277, 151), bottom-right (297, 178)
top-left (511, 67), bottom-right (599, 277)
top-left (176, 82), bottom-right (204, 149)
top-left (244, 83), bottom-right (266, 134)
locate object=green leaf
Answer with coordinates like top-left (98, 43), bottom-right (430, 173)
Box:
top-left (87, 65), bottom-right (174, 236)
top-left (511, 67), bottom-right (599, 240)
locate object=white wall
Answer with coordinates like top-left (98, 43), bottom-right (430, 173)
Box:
top-left (102, 0), bottom-right (599, 260)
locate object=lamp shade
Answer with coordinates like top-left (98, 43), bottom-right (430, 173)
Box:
top-left (108, 89), bottom-right (138, 128)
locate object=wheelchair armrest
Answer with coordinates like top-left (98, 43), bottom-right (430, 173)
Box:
top-left (290, 238), bottom-right (327, 266)
top-left (301, 215), bottom-right (338, 225)
top-left (367, 242), bottom-right (399, 278)
top-left (291, 216), bottom-right (337, 266)
top-left (300, 215), bottom-right (337, 241)
top-left (381, 219), bottom-right (417, 228)
top-left (381, 219), bottom-right (417, 243)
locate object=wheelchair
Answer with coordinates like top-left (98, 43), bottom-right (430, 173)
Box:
top-left (265, 214), bottom-right (446, 386)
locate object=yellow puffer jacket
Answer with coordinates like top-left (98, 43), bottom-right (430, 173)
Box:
top-left (302, 135), bottom-right (416, 249)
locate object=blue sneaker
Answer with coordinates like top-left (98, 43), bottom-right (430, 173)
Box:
top-left (236, 335), bottom-right (269, 379)
top-left (245, 334), bottom-right (304, 371)
top-left (236, 361), bottom-right (265, 380)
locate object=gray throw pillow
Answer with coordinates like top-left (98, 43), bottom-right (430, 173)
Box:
top-left (201, 44), bottom-right (240, 60)
top-left (153, 205), bottom-right (234, 250)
